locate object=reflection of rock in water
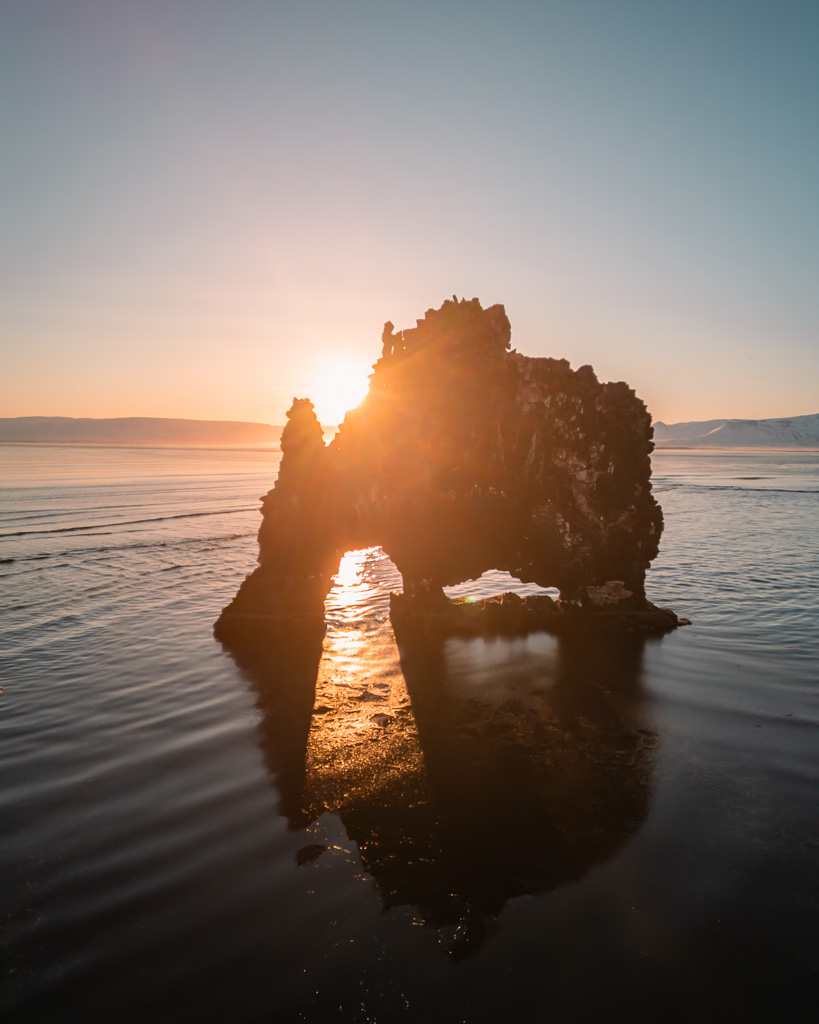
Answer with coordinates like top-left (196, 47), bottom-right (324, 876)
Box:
top-left (351, 634), bottom-right (653, 931)
top-left (221, 620), bottom-right (656, 956)
top-left (223, 628), bottom-right (322, 828)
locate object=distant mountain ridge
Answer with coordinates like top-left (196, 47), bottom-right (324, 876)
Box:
top-left (0, 416), bottom-right (282, 445)
top-left (5, 413), bottom-right (818, 448)
top-left (653, 413), bottom-right (819, 448)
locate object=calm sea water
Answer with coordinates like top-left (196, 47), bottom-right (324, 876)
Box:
top-left (1, 444), bottom-right (817, 1023)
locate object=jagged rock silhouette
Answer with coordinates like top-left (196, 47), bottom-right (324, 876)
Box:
top-left (216, 297), bottom-right (678, 641)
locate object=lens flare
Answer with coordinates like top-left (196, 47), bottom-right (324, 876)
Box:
top-left (311, 357), bottom-right (370, 426)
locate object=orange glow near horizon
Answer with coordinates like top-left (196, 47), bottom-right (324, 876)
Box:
top-left (310, 357), bottom-right (372, 427)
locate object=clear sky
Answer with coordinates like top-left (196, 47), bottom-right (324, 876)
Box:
top-left (2, 0), bottom-right (817, 426)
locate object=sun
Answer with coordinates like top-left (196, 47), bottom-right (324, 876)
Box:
top-left (310, 357), bottom-right (371, 426)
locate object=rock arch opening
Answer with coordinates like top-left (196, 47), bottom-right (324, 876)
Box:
top-left (443, 569), bottom-right (559, 602)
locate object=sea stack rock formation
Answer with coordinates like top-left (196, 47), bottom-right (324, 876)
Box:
top-left (215, 297), bottom-right (680, 642)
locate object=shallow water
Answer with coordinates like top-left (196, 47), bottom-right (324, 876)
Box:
top-left (1, 444), bottom-right (817, 1022)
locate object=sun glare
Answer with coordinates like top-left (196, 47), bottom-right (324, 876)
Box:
top-left (311, 357), bottom-right (371, 426)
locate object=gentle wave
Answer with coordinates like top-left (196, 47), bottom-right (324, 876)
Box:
top-left (654, 481), bottom-right (819, 495)
top-left (697, 485), bottom-right (818, 494)
top-left (0, 506), bottom-right (257, 538)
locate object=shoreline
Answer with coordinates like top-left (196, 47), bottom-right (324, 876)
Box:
top-left (3, 440), bottom-right (818, 454)
top-left (653, 444), bottom-right (819, 452)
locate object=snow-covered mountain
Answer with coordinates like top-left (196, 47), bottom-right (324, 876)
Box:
top-left (653, 413), bottom-right (819, 448)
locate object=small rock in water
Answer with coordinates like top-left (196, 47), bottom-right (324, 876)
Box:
top-left (370, 713), bottom-right (395, 727)
top-left (356, 690), bottom-right (385, 702)
top-left (296, 844), bottom-right (327, 865)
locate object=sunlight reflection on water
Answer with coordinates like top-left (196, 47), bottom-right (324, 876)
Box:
top-left (327, 546), bottom-right (381, 617)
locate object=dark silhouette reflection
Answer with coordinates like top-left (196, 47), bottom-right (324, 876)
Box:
top-left (220, 626), bottom-right (656, 958)
top-left (222, 628), bottom-right (322, 827)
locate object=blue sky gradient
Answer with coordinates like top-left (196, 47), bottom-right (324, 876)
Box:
top-left (2, 0), bottom-right (817, 423)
